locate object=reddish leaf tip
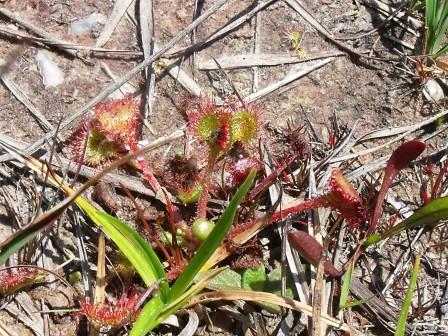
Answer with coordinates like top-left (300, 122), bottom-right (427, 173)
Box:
top-left (389, 140), bottom-right (426, 171)
top-left (288, 229), bottom-right (340, 277)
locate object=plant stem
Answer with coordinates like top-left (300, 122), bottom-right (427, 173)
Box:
top-left (269, 197), bottom-right (327, 223)
top-left (128, 141), bottom-right (161, 192)
top-left (196, 151), bottom-right (218, 219)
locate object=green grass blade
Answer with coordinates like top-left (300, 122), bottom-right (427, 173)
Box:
top-left (128, 295), bottom-right (164, 336)
top-left (169, 169), bottom-right (257, 302)
top-left (433, 18), bottom-right (448, 56)
top-left (434, 42), bottom-right (448, 58)
top-left (0, 225), bottom-right (48, 265)
top-left (0, 196), bottom-right (74, 265)
top-left (338, 259), bottom-right (354, 310)
top-left (364, 196), bottom-right (448, 247)
top-left (381, 196), bottom-right (448, 239)
top-left (425, 0), bottom-right (436, 53)
top-left (433, 1), bottom-right (448, 56)
top-left (341, 297), bottom-right (374, 309)
top-left (131, 268), bottom-right (225, 335)
top-left (395, 255), bottom-right (421, 336)
top-left (435, 0), bottom-right (448, 26)
top-left (75, 197), bottom-right (168, 300)
top-left (425, 0), bottom-right (435, 30)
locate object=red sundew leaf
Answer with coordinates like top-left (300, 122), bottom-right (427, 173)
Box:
top-left (324, 169), bottom-right (367, 228)
top-left (229, 157), bottom-right (261, 188)
top-left (288, 229), bottom-right (340, 277)
top-left (389, 140), bottom-right (426, 172)
top-left (368, 140), bottom-right (426, 235)
top-left (0, 267), bottom-right (47, 296)
top-left (79, 291), bottom-right (143, 328)
top-left (188, 96), bottom-right (231, 152)
top-left (264, 170), bottom-right (367, 228)
top-left (227, 101), bottom-right (261, 145)
top-left (67, 95), bottom-right (161, 191)
top-left (94, 94), bottom-right (141, 145)
top-left (67, 123), bottom-right (123, 166)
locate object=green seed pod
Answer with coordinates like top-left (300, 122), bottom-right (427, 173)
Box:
top-left (160, 231), bottom-right (184, 246)
top-left (192, 218), bottom-right (215, 241)
top-left (177, 184), bottom-right (203, 204)
top-left (69, 271), bottom-right (82, 284)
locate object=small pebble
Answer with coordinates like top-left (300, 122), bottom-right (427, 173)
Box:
top-left (423, 78), bottom-right (445, 103)
top-left (70, 12), bottom-right (106, 36)
top-left (35, 50), bottom-right (64, 88)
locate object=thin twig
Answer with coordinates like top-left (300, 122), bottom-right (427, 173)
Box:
top-left (198, 51), bottom-right (344, 70)
top-left (0, 24), bottom-right (142, 57)
top-left (139, 0), bottom-right (157, 120)
top-left (167, 0), bottom-right (277, 58)
top-left (95, 0), bottom-right (134, 48)
top-left (0, 7), bottom-right (85, 61)
top-left (244, 58), bottom-right (335, 103)
top-left (252, 6), bottom-right (262, 92)
top-left (0, 61), bottom-right (53, 132)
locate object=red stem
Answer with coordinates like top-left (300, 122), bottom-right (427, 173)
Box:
top-left (128, 141), bottom-right (160, 192)
top-left (247, 154), bottom-right (298, 202)
top-left (120, 183), bottom-right (171, 262)
top-left (432, 160), bottom-right (448, 199)
top-left (269, 197), bottom-right (327, 224)
top-left (196, 151), bottom-right (218, 219)
top-left (163, 191), bottom-right (182, 264)
top-left (367, 170), bottom-right (394, 236)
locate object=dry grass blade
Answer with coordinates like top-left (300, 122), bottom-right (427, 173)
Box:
top-left (139, 0), bottom-right (156, 118)
top-left (0, 59), bottom-right (53, 131)
top-left (361, 0), bottom-right (423, 29)
top-left (198, 51), bottom-right (344, 70)
top-left (0, 320), bottom-right (14, 336)
top-left (187, 290), bottom-right (351, 331)
top-left (154, 46), bottom-right (202, 96)
top-left (0, 24), bottom-right (142, 56)
top-left (262, 146), bottom-right (310, 304)
top-left (168, 0), bottom-right (276, 58)
top-left (95, 0), bottom-right (134, 47)
top-left (123, 8), bottom-right (202, 97)
top-left (357, 125), bottom-right (416, 142)
top-left (350, 278), bottom-right (420, 334)
top-left (312, 254), bottom-right (326, 336)
top-left (4, 294), bottom-right (45, 336)
top-left (90, 233), bottom-right (106, 336)
top-left (244, 58), bottom-right (335, 103)
top-left (94, 232), bottom-right (106, 304)
top-left (330, 109), bottom-right (448, 163)
top-left (177, 310), bottom-right (199, 336)
top-left (0, 7), bottom-right (82, 60)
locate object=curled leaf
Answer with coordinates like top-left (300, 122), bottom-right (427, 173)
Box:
top-left (288, 229), bottom-right (340, 277)
top-left (368, 140), bottom-right (426, 234)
